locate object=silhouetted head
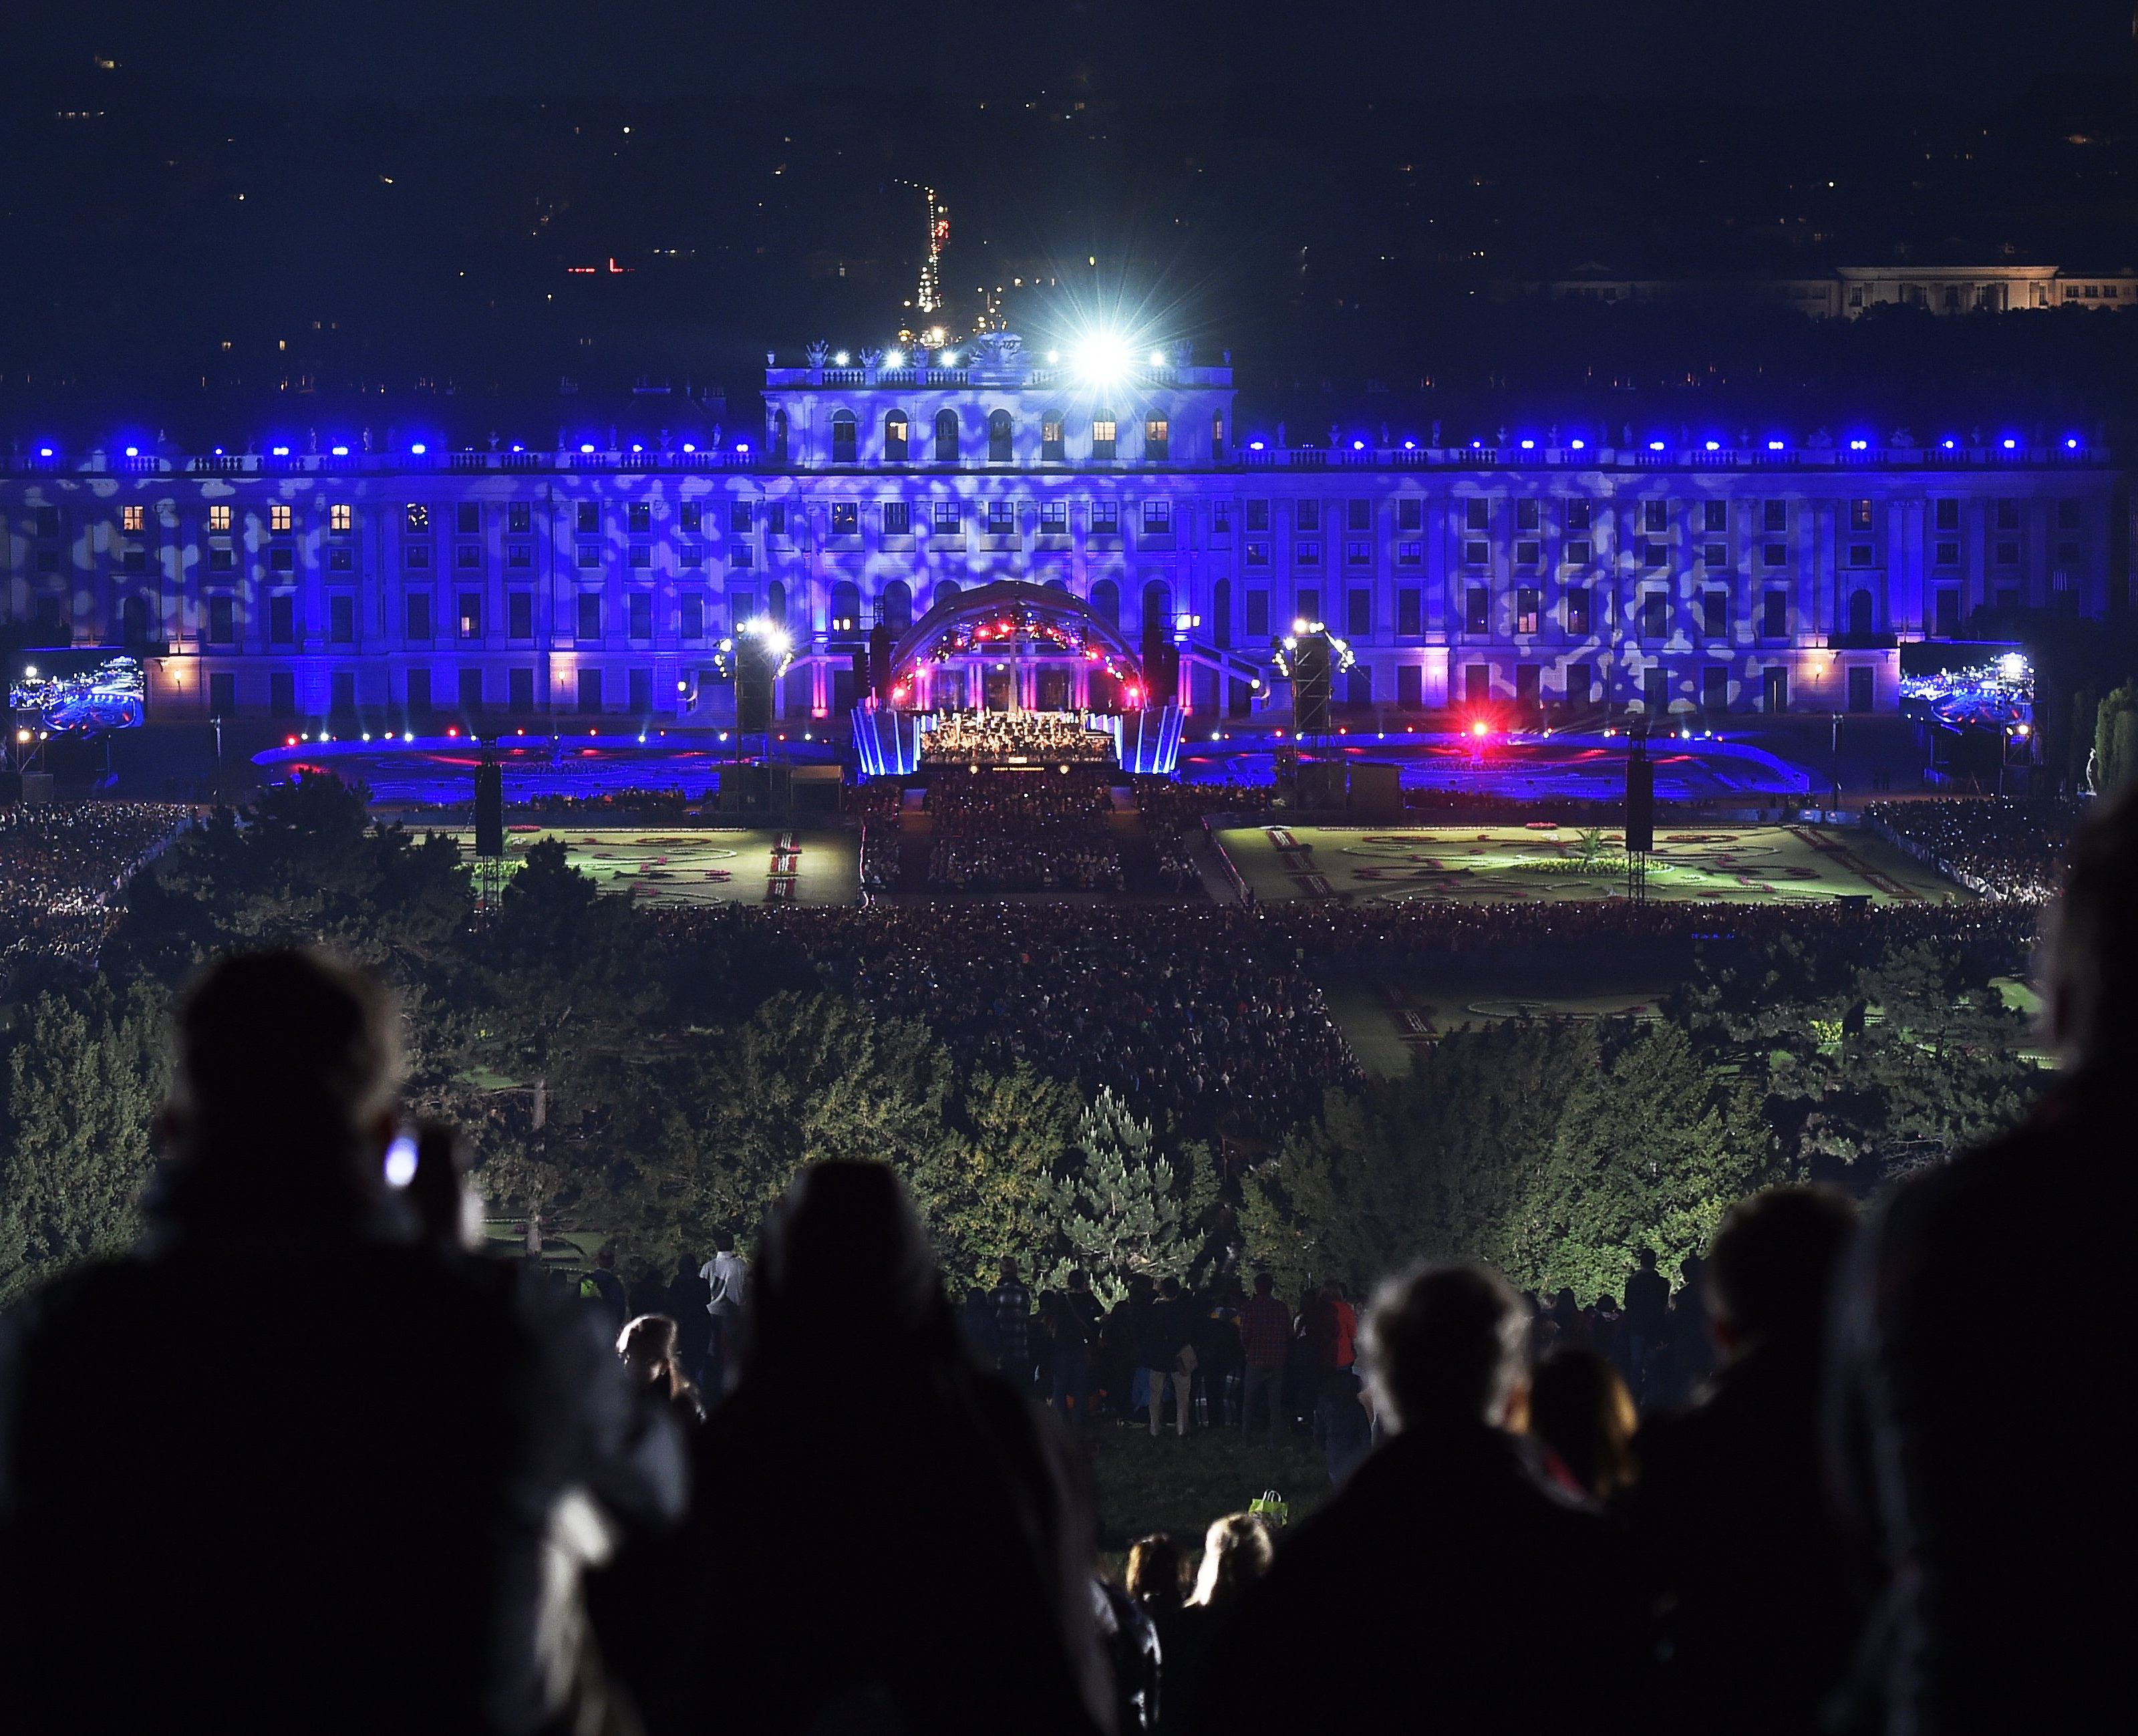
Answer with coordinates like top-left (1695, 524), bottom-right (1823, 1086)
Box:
top-left (1066, 1269), bottom-right (1089, 1294)
top-left (2050, 784), bottom-right (2138, 1067)
top-left (1363, 1262), bottom-right (1529, 1434)
top-left (618, 1314), bottom-right (686, 1398)
top-left (1124, 1533), bottom-right (1191, 1612)
top-left (1253, 1270), bottom-right (1275, 1296)
top-left (747, 1162), bottom-right (951, 1372)
top-left (712, 1227), bottom-right (736, 1254)
top-left (998, 1255), bottom-right (1020, 1285)
top-left (1191, 1513), bottom-right (1275, 1608)
top-left (1160, 1276), bottom-right (1183, 1300)
top-left (1706, 1185), bottom-right (1857, 1354)
top-left (1636, 1248), bottom-right (1658, 1273)
top-left (1529, 1348), bottom-right (1639, 1501)
top-left (160, 949), bottom-right (400, 1229)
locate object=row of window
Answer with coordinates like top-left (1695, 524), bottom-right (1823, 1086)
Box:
top-left (205, 666), bottom-right (671, 721)
top-left (796, 407), bottom-right (1196, 465)
top-left (17, 494), bottom-right (2095, 543)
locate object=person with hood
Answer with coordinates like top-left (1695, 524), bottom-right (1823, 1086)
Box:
top-left (682, 1162), bottom-right (1113, 1735)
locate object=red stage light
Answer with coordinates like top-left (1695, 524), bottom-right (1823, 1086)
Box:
top-left (1470, 720), bottom-right (1489, 739)
top-left (447, 727), bottom-right (459, 738)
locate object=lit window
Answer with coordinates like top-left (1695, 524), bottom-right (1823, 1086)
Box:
top-left (122, 504), bottom-right (146, 533)
top-left (405, 503), bottom-right (429, 533)
top-left (206, 504), bottom-right (233, 533)
top-left (1144, 416), bottom-right (1169, 460)
top-left (1090, 414), bottom-right (1117, 460)
top-left (269, 503), bottom-right (293, 533)
top-left (330, 503), bottom-right (353, 533)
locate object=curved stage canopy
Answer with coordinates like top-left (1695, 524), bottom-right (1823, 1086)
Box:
top-left (885, 579), bottom-right (1146, 711)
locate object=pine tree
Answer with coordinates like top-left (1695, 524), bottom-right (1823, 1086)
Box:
top-left (1044, 1089), bottom-right (1197, 1304)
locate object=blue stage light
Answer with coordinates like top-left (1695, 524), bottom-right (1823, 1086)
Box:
top-left (1767, 440), bottom-right (1785, 450)
top-left (1569, 438), bottom-right (1585, 450)
top-left (1650, 440), bottom-right (1666, 451)
top-left (124, 445), bottom-right (138, 458)
top-left (1520, 439), bottom-right (1535, 450)
top-left (2002, 438), bottom-right (2017, 449)
top-left (410, 442), bottom-right (426, 454)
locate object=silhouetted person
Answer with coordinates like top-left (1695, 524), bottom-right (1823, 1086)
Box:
top-left (1145, 1275), bottom-right (1196, 1437)
top-left (1195, 1263), bottom-right (1636, 1735)
top-left (1622, 1248), bottom-right (1670, 1398)
top-left (1531, 1348), bottom-right (1638, 1503)
top-left (1237, 1272), bottom-right (1291, 1445)
top-left (681, 1162), bottom-right (1112, 1735)
top-left (665, 1254), bottom-right (714, 1391)
top-left (0, 949), bottom-right (685, 1735)
top-left (1050, 1268), bottom-right (1104, 1426)
top-left (618, 1314), bottom-right (705, 1427)
top-left (1165, 1513), bottom-right (1273, 1735)
top-left (991, 1254), bottom-right (1035, 1389)
top-left (1631, 1187), bottom-right (1857, 1734)
top-left (1831, 790), bottom-right (2138, 1736)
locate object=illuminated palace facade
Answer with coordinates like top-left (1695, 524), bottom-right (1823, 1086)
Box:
top-left (0, 333), bottom-right (2122, 730)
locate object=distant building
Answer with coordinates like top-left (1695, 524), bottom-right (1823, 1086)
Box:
top-left (1520, 264), bottom-right (2138, 317)
top-left (0, 336), bottom-right (2119, 731)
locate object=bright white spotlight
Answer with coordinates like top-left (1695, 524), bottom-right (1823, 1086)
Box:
top-left (384, 1133), bottom-right (418, 1189)
top-left (1148, 349), bottom-right (1166, 366)
top-left (1073, 331), bottom-right (1134, 388)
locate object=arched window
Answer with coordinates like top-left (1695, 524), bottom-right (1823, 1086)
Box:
top-left (884, 410), bottom-right (909, 462)
top-left (1090, 410), bottom-right (1118, 462)
top-left (1849, 589), bottom-right (1874, 637)
top-left (933, 409), bottom-right (959, 464)
top-left (1142, 579), bottom-right (1171, 638)
top-left (1089, 577), bottom-right (1118, 627)
top-left (766, 579), bottom-right (787, 625)
top-left (120, 595), bottom-right (152, 648)
top-left (772, 409), bottom-right (790, 464)
top-left (931, 578), bottom-right (960, 611)
top-left (988, 408), bottom-right (1014, 464)
top-left (881, 578), bottom-right (913, 633)
top-left (830, 409), bottom-right (857, 464)
top-left (1211, 410), bottom-right (1225, 461)
top-left (1040, 412), bottom-right (1066, 463)
top-left (830, 579), bottom-right (861, 633)
top-left (1212, 578), bottom-right (1232, 650)
top-left (1144, 415), bottom-right (1170, 462)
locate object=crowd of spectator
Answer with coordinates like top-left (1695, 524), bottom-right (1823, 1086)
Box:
top-left (0, 801), bottom-right (192, 964)
top-left (921, 768), bottom-right (1126, 893)
top-left (8, 841), bottom-right (2123, 1731)
top-left (766, 903), bottom-right (1362, 1135)
top-left (922, 710), bottom-right (1114, 764)
top-left (1865, 796), bottom-right (2079, 902)
top-left (1132, 779), bottom-right (1277, 827)
top-left (1152, 829), bottom-right (1202, 893)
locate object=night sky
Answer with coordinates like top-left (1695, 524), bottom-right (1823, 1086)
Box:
top-left (7, 2), bottom-right (2138, 442)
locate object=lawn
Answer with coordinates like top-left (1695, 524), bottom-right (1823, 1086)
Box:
top-left (1083, 1419), bottom-right (1332, 1548)
top-left (1215, 822), bottom-right (1958, 907)
top-left (434, 826), bottom-right (859, 906)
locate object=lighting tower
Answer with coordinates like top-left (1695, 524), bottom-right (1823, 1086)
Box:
top-left (916, 186), bottom-right (948, 317)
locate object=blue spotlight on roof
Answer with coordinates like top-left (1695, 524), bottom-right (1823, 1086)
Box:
top-left (1402, 438), bottom-right (1416, 450)
top-left (1569, 438), bottom-right (1585, 450)
top-left (331, 444), bottom-right (349, 456)
top-left (37, 446), bottom-right (53, 458)
top-left (681, 441), bottom-right (696, 452)
top-left (1471, 439), bottom-right (1483, 449)
top-left (1352, 438), bottom-right (1365, 450)
top-left (511, 442), bottom-right (524, 452)
top-left (1941, 438), bottom-right (1957, 449)
top-left (631, 442), bottom-right (644, 453)
top-left (580, 442), bottom-right (595, 454)
top-left (1249, 440), bottom-right (1265, 451)
top-left (736, 440), bottom-right (751, 454)
top-left (1849, 438), bottom-right (1869, 450)
top-left (410, 442), bottom-right (426, 454)
top-left (2066, 436), bottom-right (2081, 449)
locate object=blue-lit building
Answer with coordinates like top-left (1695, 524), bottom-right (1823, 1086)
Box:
top-left (0, 334), bottom-right (2121, 730)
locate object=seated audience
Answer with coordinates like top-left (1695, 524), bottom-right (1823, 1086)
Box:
top-left (1830, 788), bottom-right (2137, 1735)
top-left (0, 949), bottom-right (685, 1735)
top-left (1630, 1187), bottom-right (1857, 1734)
top-left (681, 1161), bottom-right (1111, 1735)
top-left (1195, 1262), bottom-right (1636, 1734)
